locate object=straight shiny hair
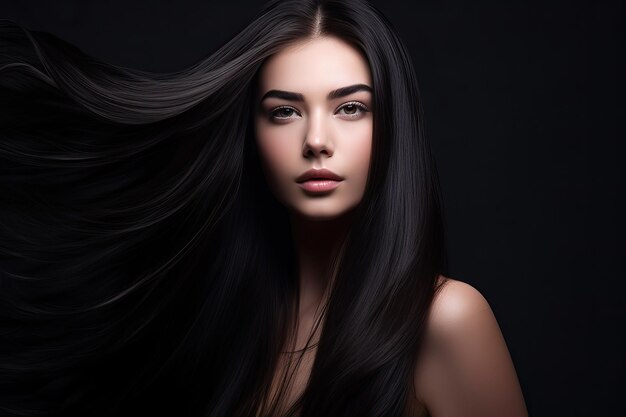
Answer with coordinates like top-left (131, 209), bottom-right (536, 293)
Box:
top-left (0, 1), bottom-right (448, 416)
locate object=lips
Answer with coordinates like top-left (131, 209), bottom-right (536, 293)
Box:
top-left (295, 168), bottom-right (344, 193)
top-left (295, 168), bottom-right (344, 183)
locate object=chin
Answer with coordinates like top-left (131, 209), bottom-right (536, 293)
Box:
top-left (291, 201), bottom-right (360, 222)
top-left (298, 212), bottom-right (346, 222)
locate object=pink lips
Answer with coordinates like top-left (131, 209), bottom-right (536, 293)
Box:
top-left (296, 168), bottom-right (344, 193)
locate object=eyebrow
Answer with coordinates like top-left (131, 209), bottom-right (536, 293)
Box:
top-left (260, 83), bottom-right (372, 103)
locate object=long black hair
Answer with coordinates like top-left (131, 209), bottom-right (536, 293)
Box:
top-left (0, 0), bottom-right (448, 416)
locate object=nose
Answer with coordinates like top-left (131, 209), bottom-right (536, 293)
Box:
top-left (302, 108), bottom-right (334, 159)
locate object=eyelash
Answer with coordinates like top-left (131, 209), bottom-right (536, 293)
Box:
top-left (269, 101), bottom-right (369, 121)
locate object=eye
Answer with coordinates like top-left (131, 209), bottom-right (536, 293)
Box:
top-left (336, 101), bottom-right (369, 119)
top-left (269, 106), bottom-right (301, 121)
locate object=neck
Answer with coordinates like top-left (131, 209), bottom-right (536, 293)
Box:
top-left (289, 211), bottom-right (352, 319)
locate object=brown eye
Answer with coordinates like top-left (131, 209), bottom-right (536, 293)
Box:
top-left (343, 104), bottom-right (358, 114)
top-left (270, 106), bottom-right (300, 120)
top-left (336, 101), bottom-right (368, 119)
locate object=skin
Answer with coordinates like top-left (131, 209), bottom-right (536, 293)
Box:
top-left (410, 277), bottom-right (529, 417)
top-left (254, 36), bottom-right (373, 224)
top-left (253, 36), bottom-right (528, 417)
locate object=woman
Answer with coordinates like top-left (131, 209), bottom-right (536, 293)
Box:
top-left (0, 0), bottom-right (528, 416)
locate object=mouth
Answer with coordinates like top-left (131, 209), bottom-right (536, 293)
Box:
top-left (295, 168), bottom-right (344, 194)
top-left (297, 179), bottom-right (343, 193)
top-left (295, 168), bottom-right (344, 182)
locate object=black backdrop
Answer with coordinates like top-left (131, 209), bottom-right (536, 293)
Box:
top-left (1, 0), bottom-right (623, 416)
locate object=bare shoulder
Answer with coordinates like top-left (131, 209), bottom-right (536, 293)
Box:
top-left (411, 275), bottom-right (528, 417)
top-left (428, 275), bottom-right (491, 331)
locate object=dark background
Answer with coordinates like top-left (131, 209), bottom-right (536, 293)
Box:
top-left (1, 0), bottom-right (623, 415)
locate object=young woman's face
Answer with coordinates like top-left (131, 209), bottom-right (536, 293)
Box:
top-left (254, 36), bottom-right (373, 221)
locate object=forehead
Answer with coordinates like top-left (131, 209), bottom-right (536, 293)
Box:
top-left (258, 36), bottom-right (372, 93)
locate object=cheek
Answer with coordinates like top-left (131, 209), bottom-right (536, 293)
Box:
top-left (339, 122), bottom-right (372, 181)
top-left (254, 122), bottom-right (300, 190)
